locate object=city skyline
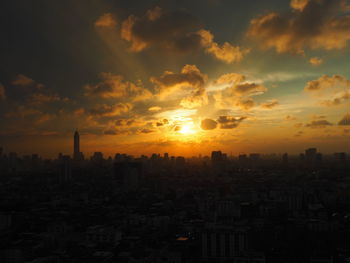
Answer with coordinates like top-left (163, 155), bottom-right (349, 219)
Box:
top-left (1, 0), bottom-right (350, 157)
top-left (0, 130), bottom-right (348, 160)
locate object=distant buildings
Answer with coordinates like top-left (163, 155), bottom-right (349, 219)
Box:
top-left (58, 155), bottom-right (72, 183)
top-left (201, 224), bottom-right (250, 261)
top-left (73, 130), bottom-right (84, 161)
top-left (211, 151), bottom-right (227, 167)
top-left (113, 161), bottom-right (142, 191)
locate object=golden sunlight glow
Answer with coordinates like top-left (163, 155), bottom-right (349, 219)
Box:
top-left (179, 124), bottom-right (191, 134)
top-left (179, 123), bottom-right (196, 135)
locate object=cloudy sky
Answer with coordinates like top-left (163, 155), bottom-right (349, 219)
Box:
top-left (1, 0), bottom-right (350, 157)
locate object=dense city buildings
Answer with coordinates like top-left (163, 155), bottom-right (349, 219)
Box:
top-left (1, 132), bottom-right (350, 262)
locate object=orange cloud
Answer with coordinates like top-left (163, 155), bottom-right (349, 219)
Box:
top-left (290, 0), bottom-right (310, 11)
top-left (213, 73), bottom-right (267, 111)
top-left (11, 74), bottom-right (35, 87)
top-left (95, 13), bottom-right (117, 28)
top-left (305, 119), bottom-right (333, 128)
top-left (29, 93), bottom-right (64, 105)
top-left (261, 99), bottom-right (279, 109)
top-left (197, 29), bottom-right (249, 63)
top-left (84, 73), bottom-right (152, 101)
top-left (201, 116), bottom-right (246, 130)
top-left (151, 65), bottom-right (208, 108)
top-left (121, 7), bottom-right (202, 52)
top-left (121, 7), bottom-right (248, 63)
top-left (236, 98), bottom-right (255, 110)
top-left (201, 119), bottom-right (217, 130)
top-left (247, 0), bottom-right (350, 54)
top-left (214, 73), bottom-right (245, 85)
top-left (321, 91), bottom-right (350, 106)
top-left (305, 75), bottom-right (350, 92)
top-left (148, 106), bottom-right (162, 112)
top-left (338, 114), bottom-right (350, 125)
top-left (89, 103), bottom-right (132, 117)
top-left (217, 116), bottom-right (246, 129)
top-left (305, 74), bottom-right (350, 106)
top-left (309, 57), bottom-right (323, 66)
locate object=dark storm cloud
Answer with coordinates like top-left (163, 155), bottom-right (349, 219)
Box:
top-left (247, 0), bottom-right (350, 54)
top-left (338, 114), bottom-right (350, 125)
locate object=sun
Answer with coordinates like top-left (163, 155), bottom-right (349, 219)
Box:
top-left (179, 124), bottom-right (195, 135)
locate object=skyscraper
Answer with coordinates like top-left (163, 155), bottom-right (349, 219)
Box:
top-left (73, 130), bottom-right (81, 161)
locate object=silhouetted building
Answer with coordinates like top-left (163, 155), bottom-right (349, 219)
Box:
top-left (8, 152), bottom-right (17, 172)
top-left (58, 155), bottom-right (72, 183)
top-left (201, 225), bottom-right (249, 261)
top-left (73, 130), bottom-right (84, 161)
top-left (164, 153), bottom-right (169, 160)
top-left (176, 156), bottom-right (186, 168)
top-left (249, 153), bottom-right (260, 162)
top-left (74, 130), bottom-right (79, 158)
top-left (114, 161), bottom-right (142, 191)
top-left (91, 152), bottom-right (103, 163)
top-left (282, 153), bottom-right (288, 165)
top-left (31, 154), bottom-right (39, 170)
top-left (238, 154), bottom-right (248, 164)
top-left (211, 151), bottom-right (225, 168)
top-left (305, 148), bottom-right (317, 162)
top-left (334, 152), bottom-right (346, 162)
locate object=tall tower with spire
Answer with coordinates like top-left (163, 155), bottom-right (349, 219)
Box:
top-left (74, 130), bottom-right (80, 160)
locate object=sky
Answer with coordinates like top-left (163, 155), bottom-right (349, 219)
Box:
top-left (1, 0), bottom-right (350, 158)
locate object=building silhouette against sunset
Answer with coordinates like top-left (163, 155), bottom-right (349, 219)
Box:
top-left (73, 130), bottom-right (84, 161)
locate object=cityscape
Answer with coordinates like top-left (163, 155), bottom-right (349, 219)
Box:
top-left (1, 132), bottom-right (350, 262)
top-left (2, 0), bottom-right (350, 262)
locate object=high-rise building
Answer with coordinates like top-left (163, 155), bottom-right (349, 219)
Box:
top-left (73, 130), bottom-right (84, 161)
top-left (74, 130), bottom-right (80, 159)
